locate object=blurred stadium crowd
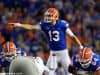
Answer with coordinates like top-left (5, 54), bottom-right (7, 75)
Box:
top-left (0, 0), bottom-right (99, 74)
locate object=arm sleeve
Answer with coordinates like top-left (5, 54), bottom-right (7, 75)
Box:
top-left (39, 22), bottom-right (45, 31)
top-left (66, 28), bottom-right (75, 37)
top-left (14, 22), bottom-right (41, 30)
top-left (96, 61), bottom-right (100, 71)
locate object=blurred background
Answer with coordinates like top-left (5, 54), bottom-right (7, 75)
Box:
top-left (0, 0), bottom-right (99, 74)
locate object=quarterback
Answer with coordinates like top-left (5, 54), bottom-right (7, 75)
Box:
top-left (9, 8), bottom-right (83, 75)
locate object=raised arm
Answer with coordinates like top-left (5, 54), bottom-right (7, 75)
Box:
top-left (66, 28), bottom-right (83, 49)
top-left (8, 23), bottom-right (41, 30)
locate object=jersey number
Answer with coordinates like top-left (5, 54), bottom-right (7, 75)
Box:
top-left (48, 30), bottom-right (60, 41)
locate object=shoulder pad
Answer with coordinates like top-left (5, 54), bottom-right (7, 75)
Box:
top-left (61, 20), bottom-right (69, 27)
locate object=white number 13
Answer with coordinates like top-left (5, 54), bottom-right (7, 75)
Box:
top-left (48, 30), bottom-right (60, 41)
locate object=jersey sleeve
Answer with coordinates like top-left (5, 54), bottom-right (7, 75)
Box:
top-left (39, 22), bottom-right (45, 31)
top-left (93, 54), bottom-right (100, 71)
top-left (96, 60), bottom-right (100, 71)
top-left (72, 55), bottom-right (80, 70)
top-left (61, 20), bottom-right (74, 37)
top-left (61, 20), bottom-right (69, 29)
top-left (72, 55), bottom-right (77, 66)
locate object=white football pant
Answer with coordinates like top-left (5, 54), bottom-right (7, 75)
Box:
top-left (46, 49), bottom-right (73, 75)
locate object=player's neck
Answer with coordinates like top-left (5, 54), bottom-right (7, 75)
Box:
top-left (51, 21), bottom-right (56, 26)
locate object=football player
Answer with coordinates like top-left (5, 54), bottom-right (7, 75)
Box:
top-left (0, 26), bottom-right (26, 75)
top-left (69, 47), bottom-right (100, 75)
top-left (9, 8), bottom-right (83, 75)
top-left (0, 41), bottom-right (26, 73)
top-left (0, 41), bottom-right (17, 73)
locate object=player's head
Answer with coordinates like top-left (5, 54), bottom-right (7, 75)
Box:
top-left (9, 56), bottom-right (45, 75)
top-left (78, 47), bottom-right (93, 68)
top-left (44, 8), bottom-right (59, 24)
top-left (2, 41), bottom-right (16, 55)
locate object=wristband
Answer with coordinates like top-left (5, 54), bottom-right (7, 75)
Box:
top-left (80, 45), bottom-right (84, 49)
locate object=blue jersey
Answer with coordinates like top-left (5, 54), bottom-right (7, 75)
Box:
top-left (40, 20), bottom-right (69, 51)
top-left (73, 53), bottom-right (100, 72)
top-left (0, 54), bottom-right (10, 67)
top-left (0, 49), bottom-right (25, 67)
top-left (16, 48), bottom-right (26, 56)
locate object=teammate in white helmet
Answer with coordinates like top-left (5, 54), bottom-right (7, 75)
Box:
top-left (9, 56), bottom-right (49, 75)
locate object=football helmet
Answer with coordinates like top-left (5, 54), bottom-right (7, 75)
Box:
top-left (44, 8), bottom-right (59, 23)
top-left (9, 56), bottom-right (46, 75)
top-left (78, 47), bottom-right (93, 68)
top-left (2, 41), bottom-right (16, 56)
